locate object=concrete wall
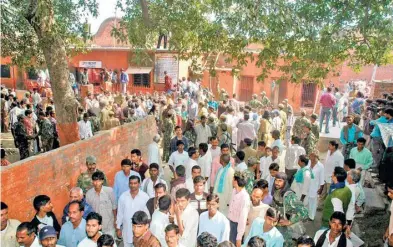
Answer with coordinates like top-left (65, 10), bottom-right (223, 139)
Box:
top-left (1, 116), bottom-right (157, 222)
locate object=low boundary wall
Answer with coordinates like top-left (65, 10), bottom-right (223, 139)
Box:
top-left (1, 116), bottom-right (157, 221)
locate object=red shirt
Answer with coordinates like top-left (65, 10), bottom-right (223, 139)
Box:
top-left (164, 75), bottom-right (172, 91)
top-left (23, 117), bottom-right (34, 135)
top-left (319, 92), bottom-right (336, 108)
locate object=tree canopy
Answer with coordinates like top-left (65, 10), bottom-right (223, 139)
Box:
top-left (2, 0), bottom-right (393, 84)
top-left (1, 0), bottom-right (98, 69)
top-left (115, 0), bottom-right (393, 83)
top-left (1, 0), bottom-right (100, 144)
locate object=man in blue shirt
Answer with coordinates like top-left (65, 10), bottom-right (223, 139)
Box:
top-left (340, 115), bottom-right (363, 159)
top-left (120, 68), bottom-right (129, 95)
top-left (242, 207), bottom-right (284, 247)
top-left (62, 187), bottom-right (94, 224)
top-left (58, 201), bottom-right (87, 247)
top-left (113, 159), bottom-right (141, 201)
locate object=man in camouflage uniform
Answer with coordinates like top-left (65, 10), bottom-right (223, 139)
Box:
top-left (260, 91), bottom-right (271, 109)
top-left (162, 110), bottom-right (175, 162)
top-left (249, 94), bottom-right (262, 109)
top-left (272, 172), bottom-right (309, 246)
top-left (310, 113), bottom-right (320, 142)
top-left (77, 155), bottom-right (108, 194)
top-left (244, 157), bottom-right (258, 194)
top-left (301, 122), bottom-right (317, 156)
top-left (293, 110), bottom-right (310, 138)
top-left (87, 109), bottom-right (100, 134)
top-left (14, 114), bottom-right (32, 160)
top-left (38, 111), bottom-right (55, 152)
top-left (282, 99), bottom-right (293, 116)
top-left (219, 88), bottom-right (228, 101)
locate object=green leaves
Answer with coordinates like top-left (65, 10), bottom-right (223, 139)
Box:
top-left (2, 0), bottom-right (392, 85)
top-left (1, 0), bottom-right (98, 69)
top-left (116, 0), bottom-right (393, 83)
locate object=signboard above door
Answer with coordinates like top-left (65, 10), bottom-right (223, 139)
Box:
top-left (79, 61), bottom-right (102, 68)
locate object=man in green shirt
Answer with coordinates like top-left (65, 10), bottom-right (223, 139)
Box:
top-left (321, 167), bottom-right (352, 228)
top-left (244, 157), bottom-right (258, 194)
top-left (349, 137), bottom-right (373, 186)
top-left (349, 137), bottom-right (373, 170)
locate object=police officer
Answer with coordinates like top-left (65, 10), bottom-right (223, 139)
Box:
top-left (76, 155), bottom-right (108, 194)
top-left (301, 122), bottom-right (317, 156)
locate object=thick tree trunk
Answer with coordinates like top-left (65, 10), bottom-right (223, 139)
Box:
top-left (27, 0), bottom-right (79, 145)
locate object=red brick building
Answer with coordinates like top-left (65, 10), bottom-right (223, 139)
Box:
top-left (1, 17), bottom-right (392, 111)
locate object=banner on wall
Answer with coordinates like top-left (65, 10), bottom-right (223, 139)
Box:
top-left (79, 61), bottom-right (102, 68)
top-left (154, 53), bottom-right (179, 84)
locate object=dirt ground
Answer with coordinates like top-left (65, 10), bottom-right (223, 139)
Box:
top-left (357, 211), bottom-right (389, 247)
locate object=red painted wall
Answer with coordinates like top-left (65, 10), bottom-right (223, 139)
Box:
top-left (1, 117), bottom-right (157, 222)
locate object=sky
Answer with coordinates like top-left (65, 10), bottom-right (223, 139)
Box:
top-left (88, 0), bottom-right (124, 35)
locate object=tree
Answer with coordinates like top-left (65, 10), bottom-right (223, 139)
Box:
top-left (115, 0), bottom-right (393, 83)
top-left (1, 0), bottom-right (98, 145)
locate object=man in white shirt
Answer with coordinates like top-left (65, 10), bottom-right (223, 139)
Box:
top-left (259, 147), bottom-right (271, 179)
top-left (148, 135), bottom-right (163, 176)
top-left (165, 224), bottom-right (185, 247)
top-left (134, 103), bottom-right (146, 118)
top-left (197, 143), bottom-right (212, 184)
top-left (285, 136), bottom-right (306, 183)
top-left (174, 188), bottom-right (199, 247)
top-left (198, 194), bottom-right (230, 244)
top-left (236, 113), bottom-right (257, 148)
top-left (322, 141), bottom-right (344, 200)
top-left (234, 150), bottom-right (247, 172)
top-left (188, 99), bottom-right (198, 121)
top-left (78, 113), bottom-right (93, 140)
top-left (346, 169), bottom-right (360, 227)
top-left (266, 163), bottom-right (280, 195)
top-left (262, 146), bottom-right (283, 179)
top-left (291, 155), bottom-right (312, 204)
top-left (150, 195), bottom-right (171, 247)
top-left (9, 102), bottom-right (23, 127)
top-left (184, 147), bottom-right (199, 179)
top-left (78, 212), bottom-right (105, 247)
top-left (209, 137), bottom-right (221, 161)
top-left (314, 211), bottom-right (353, 247)
top-left (31, 88), bottom-right (42, 109)
top-left (245, 187), bottom-right (269, 237)
top-left (85, 93), bottom-right (100, 116)
top-left (85, 172), bottom-right (116, 236)
top-left (307, 151), bottom-right (325, 221)
top-left (168, 140), bottom-right (189, 175)
top-left (141, 163), bottom-right (168, 198)
top-left (186, 165), bottom-right (208, 193)
top-left (116, 176), bottom-right (149, 247)
top-left (194, 115), bottom-right (212, 147)
top-left (16, 222), bottom-right (41, 247)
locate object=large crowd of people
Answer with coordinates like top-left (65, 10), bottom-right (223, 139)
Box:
top-left (1, 77), bottom-right (393, 247)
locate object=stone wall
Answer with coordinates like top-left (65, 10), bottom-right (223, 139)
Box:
top-left (1, 116), bottom-right (157, 221)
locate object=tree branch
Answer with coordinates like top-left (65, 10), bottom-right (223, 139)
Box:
top-left (140, 0), bottom-right (151, 27)
top-left (25, 0), bottom-right (38, 24)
